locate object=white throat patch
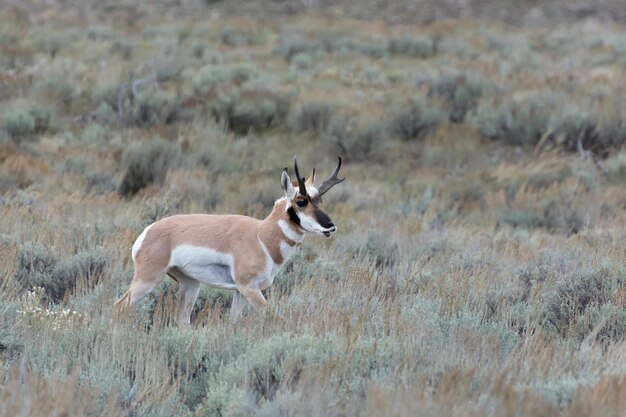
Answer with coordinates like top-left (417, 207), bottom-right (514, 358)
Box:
top-left (278, 219), bottom-right (304, 243)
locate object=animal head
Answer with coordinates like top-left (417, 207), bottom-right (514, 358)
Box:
top-left (280, 157), bottom-right (345, 237)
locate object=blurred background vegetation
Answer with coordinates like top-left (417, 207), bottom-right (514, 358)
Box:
top-left (2, 1), bottom-right (626, 416)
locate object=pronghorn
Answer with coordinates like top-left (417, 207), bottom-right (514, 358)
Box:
top-left (115, 157), bottom-right (345, 326)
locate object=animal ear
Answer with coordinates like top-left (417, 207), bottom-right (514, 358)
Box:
top-left (281, 168), bottom-right (295, 198)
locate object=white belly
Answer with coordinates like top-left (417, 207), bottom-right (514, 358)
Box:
top-left (169, 245), bottom-right (237, 290)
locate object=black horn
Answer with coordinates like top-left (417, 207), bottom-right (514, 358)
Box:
top-left (293, 156), bottom-right (308, 197)
top-left (318, 157), bottom-right (345, 196)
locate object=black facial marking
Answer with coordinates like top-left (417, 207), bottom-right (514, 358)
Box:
top-left (287, 206), bottom-right (301, 226)
top-left (314, 208), bottom-right (333, 228)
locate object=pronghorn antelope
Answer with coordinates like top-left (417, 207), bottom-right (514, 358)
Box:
top-left (115, 157), bottom-right (344, 326)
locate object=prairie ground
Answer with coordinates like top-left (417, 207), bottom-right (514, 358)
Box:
top-left (2, 2), bottom-right (626, 416)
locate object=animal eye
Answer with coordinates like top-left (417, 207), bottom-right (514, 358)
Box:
top-left (296, 200), bottom-right (307, 207)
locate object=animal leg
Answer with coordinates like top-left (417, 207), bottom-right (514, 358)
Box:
top-left (175, 275), bottom-right (200, 328)
top-left (114, 262), bottom-right (167, 314)
top-left (239, 287), bottom-right (268, 311)
top-left (231, 291), bottom-right (248, 323)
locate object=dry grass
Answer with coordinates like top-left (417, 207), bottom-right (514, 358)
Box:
top-left (2, 2), bottom-right (626, 416)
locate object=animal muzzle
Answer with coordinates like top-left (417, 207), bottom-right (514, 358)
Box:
top-left (315, 209), bottom-right (336, 236)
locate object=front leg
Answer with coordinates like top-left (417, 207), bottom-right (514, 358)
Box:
top-left (239, 286), bottom-right (268, 311)
top-left (231, 291), bottom-right (247, 323)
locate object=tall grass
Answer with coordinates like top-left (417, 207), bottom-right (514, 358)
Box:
top-left (1, 4), bottom-right (626, 417)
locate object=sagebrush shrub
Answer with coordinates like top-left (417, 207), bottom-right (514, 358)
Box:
top-left (543, 268), bottom-right (615, 338)
top-left (388, 36), bottom-right (435, 58)
top-left (471, 93), bottom-right (554, 147)
top-left (14, 242), bottom-right (58, 295)
top-left (14, 243), bottom-right (107, 302)
top-left (232, 91), bottom-right (290, 134)
top-left (293, 101), bottom-right (333, 134)
top-left (118, 138), bottom-right (180, 197)
top-left (2, 105), bottom-right (53, 139)
top-left (28, 105), bottom-right (53, 133)
top-left (274, 36), bottom-right (322, 62)
top-left (324, 116), bottom-right (383, 161)
top-left (427, 71), bottom-right (486, 123)
top-left (128, 90), bottom-right (178, 127)
top-left (390, 97), bottom-right (443, 141)
top-left (549, 106), bottom-right (626, 156)
top-left (199, 333), bottom-right (331, 415)
top-left (32, 76), bottom-right (76, 108)
top-left (193, 65), bottom-right (257, 96)
top-left (220, 27), bottom-right (259, 46)
top-left (2, 109), bottom-right (36, 139)
top-left (359, 40), bottom-right (388, 59)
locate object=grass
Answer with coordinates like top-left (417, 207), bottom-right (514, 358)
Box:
top-left (2, 2), bottom-right (626, 416)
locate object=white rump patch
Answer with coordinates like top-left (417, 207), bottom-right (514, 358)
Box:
top-left (169, 245), bottom-right (237, 289)
top-left (132, 224), bottom-right (153, 261)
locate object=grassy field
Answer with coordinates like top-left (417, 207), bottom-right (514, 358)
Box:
top-left (2, 2), bottom-right (626, 416)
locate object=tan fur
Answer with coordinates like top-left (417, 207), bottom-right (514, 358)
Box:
top-left (115, 199), bottom-right (303, 326)
top-left (115, 158), bottom-right (342, 327)
top-left (134, 200), bottom-right (300, 279)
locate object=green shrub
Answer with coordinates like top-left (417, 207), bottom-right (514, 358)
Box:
top-left (199, 333), bottom-right (332, 415)
top-left (87, 25), bottom-right (114, 41)
top-left (192, 42), bottom-right (205, 59)
top-left (359, 40), bottom-right (388, 59)
top-left (213, 89), bottom-right (291, 135)
top-left (543, 268), bottom-right (616, 338)
top-left (29, 105), bottom-right (53, 133)
top-left (86, 172), bottom-right (117, 194)
top-left (427, 71), bottom-right (486, 123)
top-left (193, 64), bottom-right (257, 96)
top-left (32, 76), bottom-right (76, 108)
top-left (390, 97), bottom-right (443, 141)
top-left (156, 62), bottom-right (184, 83)
top-left (274, 36), bottom-right (322, 62)
top-left (324, 116), bottom-right (384, 161)
top-left (128, 90), bottom-right (179, 127)
top-left (14, 242), bottom-right (58, 296)
top-left (290, 52), bottom-right (314, 69)
top-left (499, 192), bottom-right (584, 235)
top-left (38, 33), bottom-right (64, 57)
top-left (220, 27), bottom-right (259, 46)
top-left (2, 104), bottom-right (53, 139)
top-left (499, 209), bottom-right (544, 230)
top-left (320, 34), bottom-right (359, 54)
top-left (2, 108), bottom-right (35, 138)
top-left (14, 243), bottom-right (107, 302)
top-left (292, 101), bottom-right (333, 134)
top-left (388, 36), bottom-right (435, 58)
top-left (548, 107), bottom-right (626, 156)
top-left (91, 82), bottom-right (120, 109)
top-left (576, 304), bottom-right (626, 343)
top-left (118, 138), bottom-right (181, 197)
top-left (110, 39), bottom-right (134, 60)
top-left (471, 93), bottom-right (554, 147)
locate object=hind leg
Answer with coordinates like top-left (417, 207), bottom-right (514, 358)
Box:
top-left (114, 261), bottom-right (167, 315)
top-left (169, 269), bottom-right (201, 328)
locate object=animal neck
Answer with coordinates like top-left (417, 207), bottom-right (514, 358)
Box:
top-left (257, 198), bottom-right (305, 265)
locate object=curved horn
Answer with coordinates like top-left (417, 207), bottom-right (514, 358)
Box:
top-left (318, 157), bottom-right (345, 196)
top-left (293, 156), bottom-right (308, 197)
